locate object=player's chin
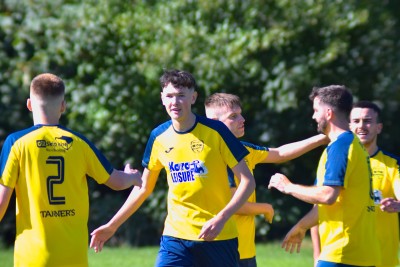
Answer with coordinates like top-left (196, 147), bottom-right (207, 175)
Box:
top-left (357, 135), bottom-right (370, 143)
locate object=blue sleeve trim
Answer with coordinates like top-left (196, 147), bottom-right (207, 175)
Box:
top-left (0, 126), bottom-right (39, 176)
top-left (59, 125), bottom-right (114, 174)
top-left (322, 131), bottom-right (353, 187)
top-left (142, 121), bottom-right (172, 168)
top-left (241, 141), bottom-right (269, 151)
top-left (227, 167), bottom-right (237, 188)
top-left (380, 149), bottom-right (400, 165)
top-left (197, 115), bottom-right (249, 163)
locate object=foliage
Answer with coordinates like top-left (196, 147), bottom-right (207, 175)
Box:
top-left (1, 0), bottom-right (399, 246)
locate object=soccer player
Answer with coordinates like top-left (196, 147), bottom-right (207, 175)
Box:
top-left (204, 92), bottom-right (328, 267)
top-left (0, 73), bottom-right (142, 267)
top-left (90, 69), bottom-right (256, 267)
top-left (311, 100), bottom-right (400, 267)
top-left (268, 85), bottom-right (380, 267)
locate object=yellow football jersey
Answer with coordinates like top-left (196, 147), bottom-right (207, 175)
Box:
top-left (0, 125), bottom-right (113, 267)
top-left (316, 131), bottom-right (380, 266)
top-left (370, 149), bottom-right (400, 267)
top-left (142, 115), bottom-right (249, 241)
top-left (229, 142), bottom-right (269, 259)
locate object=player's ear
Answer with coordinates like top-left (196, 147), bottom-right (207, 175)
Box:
top-left (377, 122), bottom-right (383, 135)
top-left (60, 99), bottom-right (67, 113)
top-left (326, 107), bottom-right (333, 120)
top-left (191, 91), bottom-right (198, 104)
top-left (27, 98), bottom-right (33, 111)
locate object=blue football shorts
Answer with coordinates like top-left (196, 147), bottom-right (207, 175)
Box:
top-left (239, 256), bottom-right (257, 267)
top-left (155, 235), bottom-right (239, 267)
top-left (317, 260), bottom-right (374, 267)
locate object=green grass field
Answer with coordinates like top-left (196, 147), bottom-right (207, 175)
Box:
top-left (0, 239), bottom-right (314, 267)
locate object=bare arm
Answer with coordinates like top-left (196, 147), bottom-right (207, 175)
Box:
top-left (231, 188), bottom-right (274, 223)
top-left (262, 134), bottom-right (329, 164)
top-left (310, 224), bottom-right (321, 267)
top-left (268, 173), bottom-right (340, 205)
top-left (104, 163), bottom-right (142, 190)
top-left (198, 159), bottom-right (255, 241)
top-left (0, 184), bottom-right (13, 222)
top-left (282, 205), bottom-right (319, 253)
top-left (90, 168), bottom-right (159, 252)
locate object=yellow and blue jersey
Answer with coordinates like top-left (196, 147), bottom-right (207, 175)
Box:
top-left (316, 131), bottom-right (380, 266)
top-left (371, 149), bottom-right (400, 267)
top-left (228, 142), bottom-right (269, 259)
top-left (142, 115), bottom-right (249, 241)
top-left (0, 124), bottom-right (113, 267)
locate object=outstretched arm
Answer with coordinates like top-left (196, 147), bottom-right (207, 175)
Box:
top-left (268, 173), bottom-right (340, 205)
top-left (104, 163), bottom-right (142, 190)
top-left (0, 184), bottom-right (13, 222)
top-left (198, 160), bottom-right (255, 241)
top-left (262, 134), bottom-right (329, 164)
top-left (90, 168), bottom-right (159, 252)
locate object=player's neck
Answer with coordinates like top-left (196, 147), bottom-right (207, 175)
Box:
top-left (172, 113), bottom-right (196, 132)
top-left (33, 112), bottom-right (60, 125)
top-left (365, 142), bottom-right (378, 156)
top-left (326, 122), bottom-right (349, 142)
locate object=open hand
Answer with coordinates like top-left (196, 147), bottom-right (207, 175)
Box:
top-left (282, 224), bottom-right (306, 253)
top-left (90, 224), bottom-right (117, 253)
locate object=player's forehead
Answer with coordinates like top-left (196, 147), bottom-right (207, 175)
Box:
top-left (350, 107), bottom-right (377, 120)
top-left (219, 104), bottom-right (241, 116)
top-left (162, 83), bottom-right (192, 95)
top-left (313, 97), bottom-right (324, 109)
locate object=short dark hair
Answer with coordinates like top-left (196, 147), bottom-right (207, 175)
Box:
top-left (353, 100), bottom-right (382, 122)
top-left (160, 69), bottom-right (197, 91)
top-left (30, 73), bottom-right (65, 98)
top-left (204, 93), bottom-right (242, 109)
top-left (309, 85), bottom-right (353, 119)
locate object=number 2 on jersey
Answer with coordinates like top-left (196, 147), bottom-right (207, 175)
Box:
top-left (46, 156), bottom-right (66, 205)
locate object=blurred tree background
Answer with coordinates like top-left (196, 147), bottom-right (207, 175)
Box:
top-left (1, 0), bottom-right (399, 247)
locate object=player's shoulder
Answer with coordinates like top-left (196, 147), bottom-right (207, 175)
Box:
top-left (150, 120), bottom-right (173, 137)
top-left (330, 131), bottom-right (358, 149)
top-left (377, 149), bottom-right (400, 165)
top-left (4, 125), bottom-right (42, 144)
top-left (196, 115), bottom-right (229, 131)
top-left (336, 130), bottom-right (355, 143)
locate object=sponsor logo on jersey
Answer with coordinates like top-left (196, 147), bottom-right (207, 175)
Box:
top-left (168, 160), bottom-right (208, 183)
top-left (36, 136), bottom-right (73, 151)
top-left (40, 209), bottom-right (76, 218)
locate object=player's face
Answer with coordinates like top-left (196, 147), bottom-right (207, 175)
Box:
top-left (218, 105), bottom-right (245, 138)
top-left (161, 83), bottom-right (197, 123)
top-left (349, 107), bottom-right (382, 147)
top-left (312, 97), bottom-right (329, 134)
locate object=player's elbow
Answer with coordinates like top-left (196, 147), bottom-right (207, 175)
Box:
top-left (248, 178), bottom-right (256, 192)
top-left (320, 194), bottom-right (338, 205)
top-left (108, 183), bottom-right (130, 191)
top-left (105, 183), bottom-right (128, 191)
top-left (318, 186), bottom-right (340, 205)
top-left (104, 177), bottom-right (133, 191)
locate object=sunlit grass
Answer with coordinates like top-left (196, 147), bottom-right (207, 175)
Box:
top-left (0, 238), bottom-right (314, 267)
